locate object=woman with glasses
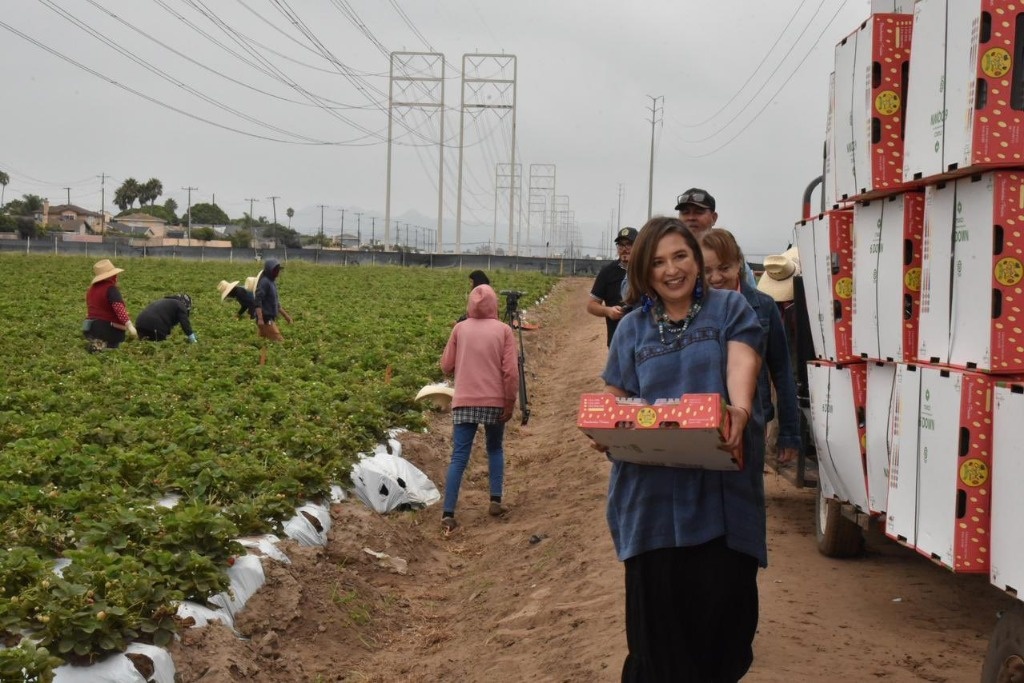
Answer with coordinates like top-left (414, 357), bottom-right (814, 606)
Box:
top-left (598, 216), bottom-right (764, 682)
top-left (701, 228), bottom-right (800, 468)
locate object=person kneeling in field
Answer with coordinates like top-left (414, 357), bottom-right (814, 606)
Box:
top-left (136, 294), bottom-right (197, 343)
top-left (254, 258), bottom-right (292, 342)
top-left (217, 278), bottom-right (257, 320)
top-left (83, 258), bottom-right (137, 351)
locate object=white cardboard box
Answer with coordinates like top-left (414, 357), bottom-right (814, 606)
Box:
top-left (915, 367), bottom-right (998, 573)
top-left (865, 362), bottom-right (899, 514)
top-left (917, 182), bottom-right (958, 365)
top-left (948, 173), bottom-right (1024, 373)
top-left (886, 362), bottom-right (921, 547)
top-left (807, 361), bottom-right (869, 511)
top-left (795, 210), bottom-right (857, 362)
top-left (853, 192), bottom-right (925, 362)
top-left (871, 0), bottom-right (913, 12)
top-left (824, 72), bottom-right (838, 209)
top-left (991, 382), bottom-right (1024, 594)
top-left (832, 14), bottom-right (914, 200)
top-left (904, 0), bottom-right (1024, 182)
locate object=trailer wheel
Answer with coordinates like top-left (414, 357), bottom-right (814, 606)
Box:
top-left (982, 603), bottom-right (1024, 683)
top-left (815, 488), bottom-right (863, 558)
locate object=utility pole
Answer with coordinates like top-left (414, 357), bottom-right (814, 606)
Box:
top-left (182, 186), bottom-right (198, 245)
top-left (266, 195), bottom-right (279, 226)
top-left (98, 173), bottom-right (107, 235)
top-left (245, 198), bottom-right (258, 246)
top-left (646, 95), bottom-right (664, 220)
top-left (370, 216), bottom-right (376, 249)
top-left (339, 209), bottom-right (346, 245)
top-left (318, 204), bottom-right (327, 249)
top-left (354, 212), bottom-right (363, 248)
top-left (63, 187), bottom-right (71, 205)
top-left (617, 184), bottom-right (625, 230)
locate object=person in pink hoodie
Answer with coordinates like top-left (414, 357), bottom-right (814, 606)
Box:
top-left (439, 284), bottom-right (519, 534)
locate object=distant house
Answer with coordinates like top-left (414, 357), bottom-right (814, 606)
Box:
top-left (41, 202), bottom-right (105, 231)
top-left (117, 212), bottom-right (169, 237)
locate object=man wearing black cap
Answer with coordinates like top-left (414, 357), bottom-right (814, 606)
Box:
top-left (676, 187), bottom-right (757, 287)
top-left (587, 226), bottom-right (637, 346)
top-left (674, 187), bottom-right (719, 239)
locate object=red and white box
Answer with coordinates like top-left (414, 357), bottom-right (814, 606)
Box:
top-left (795, 210), bottom-right (857, 363)
top-left (833, 14), bottom-right (915, 200)
top-left (853, 191), bottom-right (925, 363)
top-left (807, 361), bottom-right (869, 512)
top-left (904, 0), bottom-right (1024, 183)
top-left (914, 366), bottom-right (1010, 573)
top-left (991, 382), bottom-right (1024, 593)
top-left (577, 393), bottom-right (739, 470)
top-left (918, 172), bottom-right (1024, 372)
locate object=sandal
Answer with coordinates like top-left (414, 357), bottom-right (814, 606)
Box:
top-left (440, 517), bottom-right (458, 535)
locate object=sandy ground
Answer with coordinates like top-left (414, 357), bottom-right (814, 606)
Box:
top-left (168, 277), bottom-right (1018, 682)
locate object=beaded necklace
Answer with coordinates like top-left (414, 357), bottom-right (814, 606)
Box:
top-left (654, 299), bottom-right (702, 345)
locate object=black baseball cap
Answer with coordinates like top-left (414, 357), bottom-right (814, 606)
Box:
top-left (675, 188), bottom-right (716, 212)
top-left (614, 227), bottom-right (638, 244)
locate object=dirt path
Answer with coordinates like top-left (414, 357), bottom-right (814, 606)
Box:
top-left (169, 277), bottom-right (1018, 683)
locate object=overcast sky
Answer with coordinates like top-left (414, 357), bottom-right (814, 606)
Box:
top-left (0, 0), bottom-right (877, 258)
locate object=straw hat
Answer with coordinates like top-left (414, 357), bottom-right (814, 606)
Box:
top-left (415, 383), bottom-right (455, 410)
top-left (244, 276), bottom-right (258, 293)
top-left (757, 247), bottom-right (800, 302)
top-left (217, 280), bottom-right (240, 301)
top-left (90, 259), bottom-right (124, 285)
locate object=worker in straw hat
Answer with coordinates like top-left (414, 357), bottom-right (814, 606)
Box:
top-left (756, 247), bottom-right (800, 304)
top-left (756, 246), bottom-right (801, 469)
top-left (217, 278), bottom-right (257, 320)
top-left (83, 258), bottom-right (137, 351)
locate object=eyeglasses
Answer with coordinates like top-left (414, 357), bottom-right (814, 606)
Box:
top-left (676, 191), bottom-right (706, 206)
top-left (616, 242), bottom-right (633, 249)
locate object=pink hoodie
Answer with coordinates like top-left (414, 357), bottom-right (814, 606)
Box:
top-left (440, 285), bottom-right (519, 411)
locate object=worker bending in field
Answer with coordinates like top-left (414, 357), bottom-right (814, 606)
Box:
top-left (136, 294), bottom-right (197, 343)
top-left (254, 258), bottom-right (292, 342)
top-left (217, 279), bottom-right (257, 319)
top-left (83, 259), bottom-right (137, 351)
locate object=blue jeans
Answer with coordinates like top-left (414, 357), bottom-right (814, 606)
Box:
top-left (443, 421), bottom-right (505, 515)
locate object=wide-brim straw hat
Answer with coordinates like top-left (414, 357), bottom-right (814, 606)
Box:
top-left (91, 259), bottom-right (124, 285)
top-left (244, 276), bottom-right (258, 293)
top-left (757, 247), bottom-right (800, 303)
top-left (217, 280), bottom-right (240, 301)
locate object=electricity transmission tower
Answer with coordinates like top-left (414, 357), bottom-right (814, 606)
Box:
top-left (455, 54), bottom-right (517, 254)
top-left (384, 52), bottom-right (446, 251)
top-left (528, 164), bottom-right (556, 256)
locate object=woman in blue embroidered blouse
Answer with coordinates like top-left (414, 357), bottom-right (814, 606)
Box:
top-left (601, 216), bottom-right (764, 682)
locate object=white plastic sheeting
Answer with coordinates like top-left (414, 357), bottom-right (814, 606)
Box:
top-left (350, 451), bottom-right (440, 514)
top-left (282, 502), bottom-right (332, 546)
top-left (53, 643), bottom-right (175, 683)
top-left (207, 554), bottom-right (266, 622)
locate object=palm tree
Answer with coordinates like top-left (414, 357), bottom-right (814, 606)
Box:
top-left (139, 178), bottom-right (163, 205)
top-left (0, 171), bottom-right (8, 209)
top-left (114, 178), bottom-right (141, 211)
top-left (286, 207), bottom-right (294, 229)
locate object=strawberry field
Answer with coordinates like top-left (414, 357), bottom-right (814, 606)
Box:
top-left (0, 253), bottom-right (554, 679)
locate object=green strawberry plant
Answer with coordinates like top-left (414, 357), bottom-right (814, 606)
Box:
top-left (0, 254), bottom-right (555, 674)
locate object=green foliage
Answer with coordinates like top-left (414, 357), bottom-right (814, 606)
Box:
top-left (113, 178), bottom-right (140, 211)
top-left (118, 204), bottom-right (177, 225)
top-left (0, 640), bottom-right (64, 683)
top-left (188, 202), bottom-right (229, 225)
top-left (138, 178), bottom-right (163, 206)
top-left (0, 255), bottom-right (557, 674)
top-left (191, 226), bottom-right (215, 241)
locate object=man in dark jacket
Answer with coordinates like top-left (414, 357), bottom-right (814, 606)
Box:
top-left (136, 294), bottom-right (197, 342)
top-left (254, 258), bottom-right (292, 342)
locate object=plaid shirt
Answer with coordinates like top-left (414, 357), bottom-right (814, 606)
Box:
top-left (452, 406), bottom-right (503, 425)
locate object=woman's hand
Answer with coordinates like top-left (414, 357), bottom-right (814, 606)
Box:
top-left (719, 405), bottom-right (749, 453)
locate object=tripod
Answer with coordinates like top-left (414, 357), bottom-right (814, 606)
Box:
top-left (500, 290), bottom-right (531, 426)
